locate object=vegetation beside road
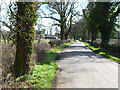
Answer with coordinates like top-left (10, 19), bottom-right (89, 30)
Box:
top-left (1, 1), bottom-right (120, 89)
top-left (3, 41), bottom-right (75, 88)
top-left (84, 42), bottom-right (120, 64)
top-left (15, 41), bottom-right (75, 88)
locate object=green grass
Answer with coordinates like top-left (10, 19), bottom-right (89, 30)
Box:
top-left (34, 39), bottom-right (50, 43)
top-left (15, 41), bottom-right (75, 88)
top-left (34, 40), bottom-right (38, 43)
top-left (26, 63), bottom-right (58, 88)
top-left (84, 42), bottom-right (120, 63)
top-left (96, 38), bottom-right (101, 40)
top-left (1, 40), bottom-right (11, 44)
top-left (60, 42), bottom-right (75, 49)
top-left (43, 39), bottom-right (50, 43)
top-left (1, 40), bottom-right (4, 43)
top-left (85, 42), bottom-right (100, 51)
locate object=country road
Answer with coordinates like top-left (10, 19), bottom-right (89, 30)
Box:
top-left (56, 41), bottom-right (118, 88)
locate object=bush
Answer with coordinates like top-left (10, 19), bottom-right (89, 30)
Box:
top-left (88, 41), bottom-right (120, 58)
top-left (2, 44), bottom-right (16, 82)
top-left (48, 40), bottom-right (61, 47)
top-left (2, 40), bottom-right (74, 87)
top-left (85, 42), bottom-right (120, 63)
top-left (32, 42), bottom-right (51, 64)
top-left (2, 42), bottom-right (51, 83)
top-left (48, 40), bottom-right (72, 47)
top-left (90, 41), bottom-right (100, 48)
top-left (102, 43), bottom-right (120, 55)
top-left (60, 40), bottom-right (70, 44)
top-left (14, 41), bottom-right (74, 88)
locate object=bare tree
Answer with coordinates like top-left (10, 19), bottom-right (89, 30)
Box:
top-left (42, 0), bottom-right (79, 40)
top-left (70, 18), bottom-right (87, 41)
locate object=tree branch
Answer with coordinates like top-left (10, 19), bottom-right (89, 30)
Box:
top-left (110, 7), bottom-right (120, 23)
top-left (41, 17), bottom-right (61, 23)
top-left (0, 20), bottom-right (13, 31)
top-left (9, 3), bottom-right (16, 17)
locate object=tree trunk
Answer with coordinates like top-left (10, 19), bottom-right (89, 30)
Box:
top-left (86, 31), bottom-right (90, 42)
top-left (60, 24), bottom-right (64, 40)
top-left (118, 31), bottom-right (120, 46)
top-left (14, 2), bottom-right (37, 77)
top-left (15, 34), bottom-right (27, 77)
top-left (0, 30), bottom-right (6, 44)
top-left (65, 15), bottom-right (72, 40)
top-left (74, 37), bottom-right (76, 41)
top-left (100, 22), bottom-right (113, 48)
top-left (38, 35), bottom-right (42, 43)
top-left (65, 31), bottom-right (69, 40)
top-left (65, 35), bottom-right (67, 40)
top-left (100, 30), bottom-right (111, 48)
top-left (2, 33), bottom-right (6, 44)
top-left (91, 30), bottom-right (97, 43)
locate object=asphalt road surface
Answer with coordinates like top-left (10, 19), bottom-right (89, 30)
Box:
top-left (56, 41), bottom-right (118, 88)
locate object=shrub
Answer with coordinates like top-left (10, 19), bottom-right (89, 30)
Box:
top-left (2, 44), bottom-right (16, 82)
top-left (48, 40), bottom-right (61, 47)
top-left (2, 42), bottom-right (51, 83)
top-left (32, 42), bottom-right (51, 64)
top-left (48, 40), bottom-right (72, 48)
top-left (102, 44), bottom-right (120, 57)
top-left (84, 42), bottom-right (120, 63)
top-left (90, 41), bottom-right (100, 48)
top-left (60, 40), bottom-right (69, 44)
top-left (48, 40), bottom-right (55, 47)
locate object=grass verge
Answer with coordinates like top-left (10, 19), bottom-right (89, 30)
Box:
top-left (84, 42), bottom-right (120, 63)
top-left (15, 41), bottom-right (75, 88)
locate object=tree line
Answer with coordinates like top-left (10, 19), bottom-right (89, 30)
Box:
top-left (71, 1), bottom-right (120, 47)
top-left (0, 1), bottom-right (120, 78)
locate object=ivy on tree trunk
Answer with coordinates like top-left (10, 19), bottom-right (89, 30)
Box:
top-left (14, 2), bottom-right (38, 77)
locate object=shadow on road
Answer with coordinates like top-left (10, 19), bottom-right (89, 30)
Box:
top-left (56, 44), bottom-right (105, 61)
top-left (68, 45), bottom-right (88, 49)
